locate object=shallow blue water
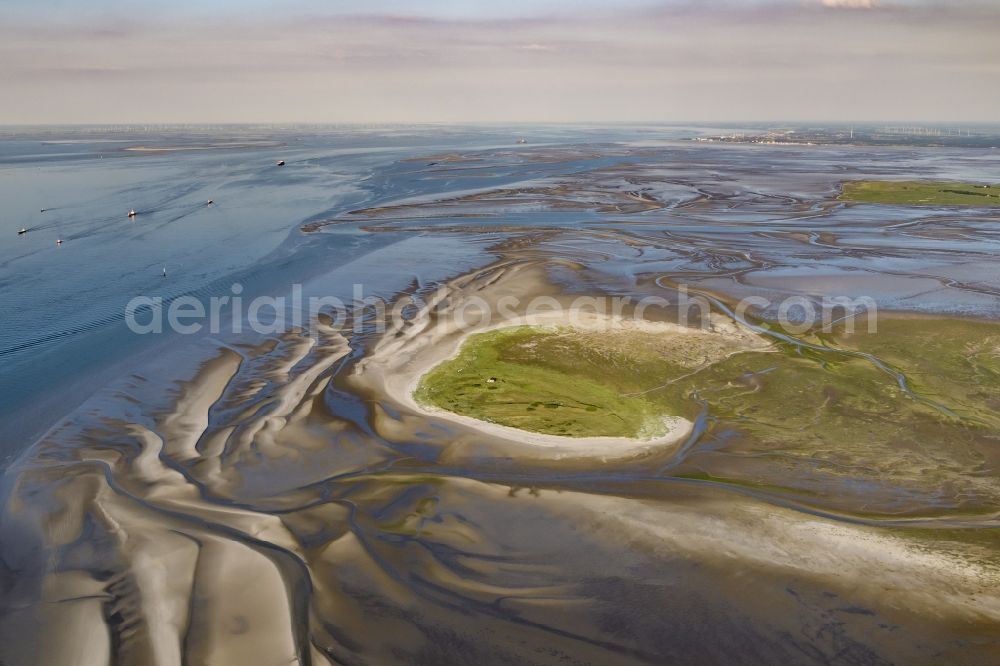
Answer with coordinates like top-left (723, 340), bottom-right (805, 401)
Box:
top-left (0, 125), bottom-right (689, 458)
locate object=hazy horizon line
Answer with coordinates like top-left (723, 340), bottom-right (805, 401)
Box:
top-left (4, 120), bottom-right (1000, 128)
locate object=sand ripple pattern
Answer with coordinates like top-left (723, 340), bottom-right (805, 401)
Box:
top-left (2, 261), bottom-right (999, 665)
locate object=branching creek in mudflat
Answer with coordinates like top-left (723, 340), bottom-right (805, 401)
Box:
top-left (2, 132), bottom-right (1000, 665)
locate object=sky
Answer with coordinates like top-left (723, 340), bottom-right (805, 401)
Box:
top-left (2, 0), bottom-right (999, 124)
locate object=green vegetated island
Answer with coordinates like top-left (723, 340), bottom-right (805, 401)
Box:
top-left (414, 318), bottom-right (1000, 512)
top-left (841, 181), bottom-right (1000, 206)
top-left (415, 326), bottom-right (695, 440)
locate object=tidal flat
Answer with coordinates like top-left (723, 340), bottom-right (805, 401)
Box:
top-left (2, 130), bottom-right (1000, 665)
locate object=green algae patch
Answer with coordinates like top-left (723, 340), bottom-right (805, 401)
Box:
top-left (414, 326), bottom-right (707, 439)
top-left (840, 181), bottom-right (1000, 207)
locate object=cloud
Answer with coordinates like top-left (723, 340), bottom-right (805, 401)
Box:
top-left (1, 0), bottom-right (998, 123)
top-left (518, 43), bottom-right (555, 52)
top-left (820, 0), bottom-right (879, 8)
